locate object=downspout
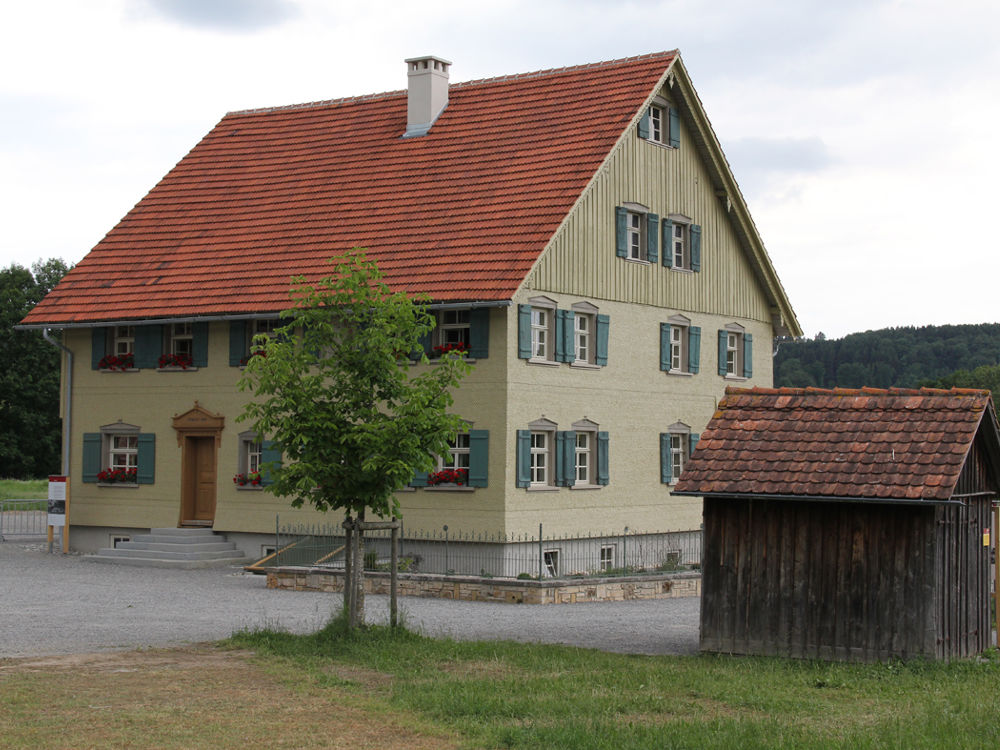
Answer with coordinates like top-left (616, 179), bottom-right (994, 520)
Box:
top-left (42, 328), bottom-right (71, 476)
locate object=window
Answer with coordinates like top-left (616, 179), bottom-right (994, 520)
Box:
top-left (519, 300), bottom-right (608, 367)
top-left (170, 323), bottom-right (193, 357)
top-left (660, 317), bottom-right (701, 374)
top-left (517, 297), bottom-right (557, 363)
top-left (531, 308), bottom-right (550, 359)
top-left (661, 425), bottom-right (699, 485)
top-left (638, 100), bottom-right (680, 148)
top-left (615, 205), bottom-right (659, 263)
top-left (236, 431), bottom-right (280, 488)
top-left (543, 549), bottom-right (560, 577)
top-left (661, 216), bottom-right (701, 271)
top-left (574, 432), bottom-right (590, 484)
top-left (600, 544), bottom-right (615, 572)
top-left (82, 422), bottom-right (155, 485)
top-left (530, 431), bottom-right (549, 486)
top-left (230, 319), bottom-right (279, 367)
top-left (411, 429), bottom-right (489, 488)
top-left (113, 326), bottom-right (134, 356)
top-left (436, 309), bottom-right (470, 352)
top-left (717, 325), bottom-right (753, 379)
top-left (574, 312), bottom-right (590, 363)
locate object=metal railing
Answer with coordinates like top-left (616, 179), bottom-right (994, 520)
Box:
top-left (271, 518), bottom-right (701, 579)
top-left (0, 500), bottom-right (48, 541)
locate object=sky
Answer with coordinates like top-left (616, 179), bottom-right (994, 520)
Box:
top-left (2, 0), bottom-right (997, 340)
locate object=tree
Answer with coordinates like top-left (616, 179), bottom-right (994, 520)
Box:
top-left (238, 250), bottom-right (472, 626)
top-left (0, 258), bottom-right (71, 478)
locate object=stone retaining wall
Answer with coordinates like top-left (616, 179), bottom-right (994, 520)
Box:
top-left (266, 566), bottom-right (701, 604)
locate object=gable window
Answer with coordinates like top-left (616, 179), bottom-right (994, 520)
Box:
top-left (717, 324), bottom-right (753, 379)
top-left (615, 205), bottom-right (659, 264)
top-left (638, 100), bottom-right (680, 148)
top-left (660, 424), bottom-right (699, 485)
top-left (82, 422), bottom-right (155, 485)
top-left (661, 216), bottom-right (701, 272)
top-left (660, 316), bottom-right (701, 375)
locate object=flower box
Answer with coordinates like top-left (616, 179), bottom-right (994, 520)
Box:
top-left (97, 467), bottom-right (137, 484)
top-left (427, 468), bottom-right (468, 486)
top-left (98, 353), bottom-right (134, 371)
top-left (158, 352), bottom-right (194, 369)
top-left (432, 342), bottom-right (469, 357)
top-left (234, 472), bottom-right (263, 487)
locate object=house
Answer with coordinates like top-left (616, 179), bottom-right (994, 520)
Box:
top-left (20, 51), bottom-right (800, 570)
top-left (674, 386), bottom-right (1000, 661)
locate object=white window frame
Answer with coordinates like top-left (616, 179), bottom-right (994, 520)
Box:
top-left (667, 421), bottom-right (691, 485)
top-left (437, 432), bottom-right (471, 472)
top-left (627, 211), bottom-right (645, 261)
top-left (725, 326), bottom-right (744, 378)
top-left (530, 431), bottom-right (550, 486)
top-left (571, 418), bottom-right (600, 488)
top-left (574, 313), bottom-right (591, 364)
top-left (543, 549), bottom-right (560, 577)
top-left (237, 430), bottom-right (265, 489)
top-left (666, 214), bottom-right (693, 271)
top-left (98, 421), bottom-right (141, 485)
top-left (527, 296), bottom-right (558, 364)
top-left (113, 326), bottom-right (135, 356)
top-left (599, 544), bottom-right (615, 572)
top-left (668, 314), bottom-right (690, 374)
top-left (247, 440), bottom-right (263, 474)
top-left (170, 322), bottom-right (193, 357)
top-left (436, 309), bottom-right (470, 350)
top-left (649, 105), bottom-right (664, 144)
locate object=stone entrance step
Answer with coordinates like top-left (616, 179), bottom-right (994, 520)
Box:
top-left (85, 527), bottom-right (249, 569)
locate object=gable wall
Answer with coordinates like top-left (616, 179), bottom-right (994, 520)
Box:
top-left (527, 86), bottom-right (772, 322)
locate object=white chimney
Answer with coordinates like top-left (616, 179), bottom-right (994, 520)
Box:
top-left (404, 55), bottom-right (451, 138)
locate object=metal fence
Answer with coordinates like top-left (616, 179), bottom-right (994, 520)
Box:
top-left (271, 518), bottom-right (702, 579)
top-left (0, 500), bottom-right (48, 541)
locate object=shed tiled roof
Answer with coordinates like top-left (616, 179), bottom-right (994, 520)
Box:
top-left (673, 387), bottom-right (997, 502)
top-left (23, 52), bottom-right (677, 325)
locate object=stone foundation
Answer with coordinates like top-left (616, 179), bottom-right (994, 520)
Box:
top-left (266, 566), bottom-right (701, 604)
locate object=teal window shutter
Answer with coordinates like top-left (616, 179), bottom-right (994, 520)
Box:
top-left (469, 308), bottom-right (490, 359)
top-left (647, 213), bottom-right (659, 264)
top-left (136, 433), bottom-right (155, 485)
top-left (555, 310), bottom-right (567, 363)
top-left (410, 469), bottom-right (429, 488)
top-left (597, 431), bottom-right (610, 486)
top-left (615, 207), bottom-right (628, 258)
top-left (660, 323), bottom-right (671, 371)
top-left (517, 305), bottom-right (532, 359)
top-left (134, 325), bottom-right (163, 369)
top-left (718, 330), bottom-right (728, 376)
top-left (562, 430), bottom-right (577, 486)
top-left (689, 433), bottom-right (700, 459)
top-left (595, 314), bottom-right (610, 366)
top-left (689, 326), bottom-right (701, 374)
top-left (661, 218), bottom-right (674, 267)
top-left (229, 321), bottom-right (247, 366)
top-left (556, 431), bottom-right (567, 486)
top-left (638, 108), bottom-right (650, 139)
top-left (192, 322), bottom-right (209, 367)
top-left (261, 440), bottom-right (282, 486)
top-left (468, 430), bottom-right (489, 487)
top-left (743, 334), bottom-right (753, 378)
top-left (412, 330), bottom-right (431, 361)
top-left (91, 328), bottom-right (107, 370)
top-left (83, 433), bottom-right (101, 482)
top-left (516, 430), bottom-right (531, 488)
top-left (690, 224), bottom-right (702, 272)
top-left (660, 433), bottom-right (671, 484)
top-left (668, 106), bottom-right (680, 148)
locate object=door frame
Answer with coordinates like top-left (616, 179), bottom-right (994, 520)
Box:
top-left (172, 402), bottom-right (225, 527)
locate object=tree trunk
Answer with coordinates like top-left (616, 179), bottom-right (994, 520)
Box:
top-left (348, 509), bottom-right (366, 628)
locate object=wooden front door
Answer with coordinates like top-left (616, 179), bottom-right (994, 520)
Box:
top-left (182, 436), bottom-right (217, 525)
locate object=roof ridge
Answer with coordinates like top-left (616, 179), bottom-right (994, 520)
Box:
top-left (724, 386), bottom-right (991, 398)
top-left (227, 50), bottom-right (679, 117)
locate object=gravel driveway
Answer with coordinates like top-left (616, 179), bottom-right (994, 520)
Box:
top-left (0, 542), bottom-right (699, 659)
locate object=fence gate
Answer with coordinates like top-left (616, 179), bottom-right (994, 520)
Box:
top-left (0, 500), bottom-right (48, 541)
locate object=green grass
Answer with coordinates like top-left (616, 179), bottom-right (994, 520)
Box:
top-left (226, 616), bottom-right (1000, 749)
top-left (0, 479), bottom-right (47, 501)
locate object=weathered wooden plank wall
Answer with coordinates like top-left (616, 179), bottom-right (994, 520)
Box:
top-left (699, 497), bottom-right (991, 661)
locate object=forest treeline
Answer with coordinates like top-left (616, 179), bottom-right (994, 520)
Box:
top-left (774, 324), bottom-right (1000, 391)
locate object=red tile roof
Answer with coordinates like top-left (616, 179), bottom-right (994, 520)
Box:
top-left (23, 52), bottom-right (677, 325)
top-left (673, 387), bottom-right (998, 502)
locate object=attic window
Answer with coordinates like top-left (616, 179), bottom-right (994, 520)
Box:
top-left (639, 99), bottom-right (680, 149)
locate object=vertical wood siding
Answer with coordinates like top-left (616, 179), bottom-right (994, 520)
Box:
top-left (701, 497), bottom-right (991, 662)
top-left (527, 105), bottom-right (772, 323)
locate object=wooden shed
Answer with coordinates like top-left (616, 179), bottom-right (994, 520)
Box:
top-left (673, 387), bottom-right (1000, 662)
